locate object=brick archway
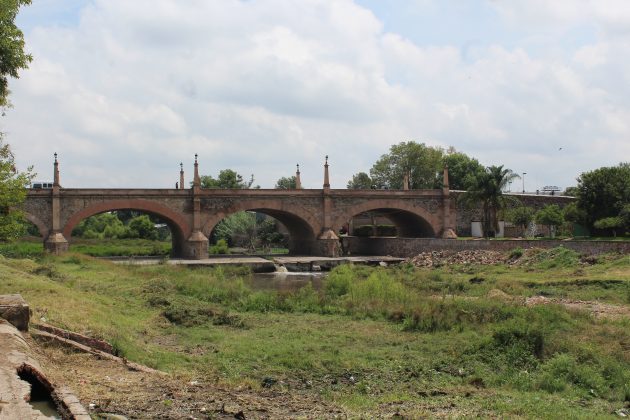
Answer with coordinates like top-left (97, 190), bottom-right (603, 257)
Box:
top-left (23, 212), bottom-right (49, 239)
top-left (202, 200), bottom-right (321, 255)
top-left (62, 199), bottom-right (191, 257)
top-left (334, 201), bottom-right (439, 237)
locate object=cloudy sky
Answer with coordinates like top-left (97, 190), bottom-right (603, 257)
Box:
top-left (3, 0), bottom-right (630, 190)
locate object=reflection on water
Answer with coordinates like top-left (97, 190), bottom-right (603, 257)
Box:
top-left (29, 399), bottom-right (61, 419)
top-left (249, 272), bottom-right (327, 292)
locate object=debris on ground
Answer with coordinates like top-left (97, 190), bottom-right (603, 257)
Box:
top-left (405, 250), bottom-right (507, 267)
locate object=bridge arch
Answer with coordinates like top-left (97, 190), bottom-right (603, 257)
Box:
top-left (23, 212), bottom-right (49, 239)
top-left (334, 201), bottom-right (439, 238)
top-left (202, 200), bottom-right (321, 255)
top-left (62, 199), bottom-right (191, 257)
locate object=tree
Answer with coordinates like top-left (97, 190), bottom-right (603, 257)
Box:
top-left (563, 186), bottom-right (579, 197)
top-left (127, 214), bottom-right (158, 240)
top-left (0, 139), bottom-right (34, 240)
top-left (0, 0), bottom-right (32, 108)
top-left (200, 169), bottom-right (256, 189)
top-left (213, 211), bottom-right (257, 250)
top-left (460, 165), bottom-right (519, 237)
top-left (369, 141), bottom-right (444, 189)
top-left (275, 176), bottom-right (296, 189)
top-left (442, 150), bottom-right (485, 190)
top-left (507, 206), bottom-right (534, 236)
top-left (593, 216), bottom-right (623, 237)
top-left (535, 204), bottom-right (564, 238)
top-left (563, 202), bottom-right (587, 225)
top-left (576, 163), bottom-right (630, 228)
top-left (347, 172), bottom-right (373, 189)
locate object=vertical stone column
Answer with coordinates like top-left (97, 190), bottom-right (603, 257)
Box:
top-left (317, 156), bottom-right (341, 257)
top-left (295, 164), bottom-right (302, 189)
top-left (44, 153), bottom-right (69, 254)
top-left (184, 154), bottom-right (209, 259)
top-left (441, 165), bottom-right (457, 239)
top-left (179, 162), bottom-right (185, 189)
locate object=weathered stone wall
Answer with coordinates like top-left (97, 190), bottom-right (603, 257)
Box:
top-left (342, 236), bottom-right (630, 257)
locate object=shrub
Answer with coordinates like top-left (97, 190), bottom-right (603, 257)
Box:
top-left (509, 247), bottom-right (523, 260)
top-left (325, 264), bottom-right (354, 297)
top-left (353, 225), bottom-right (374, 237)
top-left (209, 239), bottom-right (230, 255)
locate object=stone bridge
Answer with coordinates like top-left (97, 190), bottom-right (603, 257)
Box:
top-left (22, 156), bottom-right (457, 258)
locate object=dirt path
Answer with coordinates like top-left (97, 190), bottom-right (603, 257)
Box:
top-left (525, 295), bottom-right (630, 319)
top-left (27, 336), bottom-right (346, 419)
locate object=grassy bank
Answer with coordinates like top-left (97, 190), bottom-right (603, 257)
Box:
top-left (1, 247), bottom-right (629, 417)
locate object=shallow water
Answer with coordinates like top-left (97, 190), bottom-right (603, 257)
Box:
top-left (29, 399), bottom-right (61, 419)
top-left (249, 271), bottom-right (327, 292)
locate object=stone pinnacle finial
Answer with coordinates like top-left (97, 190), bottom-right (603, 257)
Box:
top-left (179, 162), bottom-right (185, 189)
top-left (323, 155), bottom-right (330, 189)
top-left (193, 154), bottom-right (200, 187)
top-left (295, 163), bottom-right (302, 189)
top-left (53, 152), bottom-right (60, 187)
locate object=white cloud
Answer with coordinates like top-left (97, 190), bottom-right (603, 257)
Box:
top-left (1, 0), bottom-right (629, 192)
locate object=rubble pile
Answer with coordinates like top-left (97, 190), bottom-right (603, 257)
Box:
top-left (405, 250), bottom-right (507, 267)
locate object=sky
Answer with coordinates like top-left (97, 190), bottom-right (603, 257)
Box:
top-left (3, 0), bottom-right (630, 190)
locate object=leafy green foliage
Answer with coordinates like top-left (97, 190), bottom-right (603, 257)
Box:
top-left (370, 141), bottom-right (444, 189)
top-left (72, 212), bottom-right (160, 240)
top-left (442, 150), bottom-right (485, 190)
top-left (0, 139), bottom-right (34, 240)
top-left (0, 0), bottom-right (32, 107)
top-left (213, 212), bottom-right (285, 251)
top-left (200, 169), bottom-right (256, 189)
top-left (507, 206), bottom-right (534, 235)
top-left (346, 172), bottom-right (373, 189)
top-left (535, 204), bottom-right (564, 236)
top-left (209, 238), bottom-right (229, 254)
top-left (274, 176), bottom-right (297, 189)
top-left (576, 163), bottom-right (630, 228)
top-left (593, 216), bottom-right (623, 237)
top-left (459, 165), bottom-right (519, 237)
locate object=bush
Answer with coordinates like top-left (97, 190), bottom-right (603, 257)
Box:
top-left (509, 247), bottom-right (523, 259)
top-left (353, 225), bottom-right (374, 237)
top-left (209, 239), bottom-right (230, 255)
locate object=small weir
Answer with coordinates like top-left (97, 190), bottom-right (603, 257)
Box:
top-left (250, 270), bottom-right (327, 292)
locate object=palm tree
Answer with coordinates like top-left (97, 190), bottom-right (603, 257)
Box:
top-left (460, 165), bottom-right (520, 237)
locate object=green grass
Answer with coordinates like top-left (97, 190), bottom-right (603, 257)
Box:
top-left (0, 247), bottom-right (629, 417)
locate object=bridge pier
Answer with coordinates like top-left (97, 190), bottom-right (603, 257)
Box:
top-left (44, 232), bottom-right (69, 255)
top-left (316, 229), bottom-right (342, 257)
top-left (184, 231), bottom-right (209, 259)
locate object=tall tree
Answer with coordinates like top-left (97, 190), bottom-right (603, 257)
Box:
top-left (442, 150), bottom-right (485, 190)
top-left (369, 141), bottom-right (444, 189)
top-left (0, 138), bottom-right (34, 240)
top-left (200, 169), bottom-right (255, 189)
top-left (275, 176), bottom-right (296, 189)
top-left (460, 165), bottom-right (519, 237)
top-left (347, 172), bottom-right (373, 189)
top-left (576, 163), bottom-right (630, 228)
top-left (0, 0), bottom-right (32, 108)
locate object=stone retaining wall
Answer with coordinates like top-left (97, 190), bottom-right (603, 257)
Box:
top-left (342, 237), bottom-right (630, 257)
